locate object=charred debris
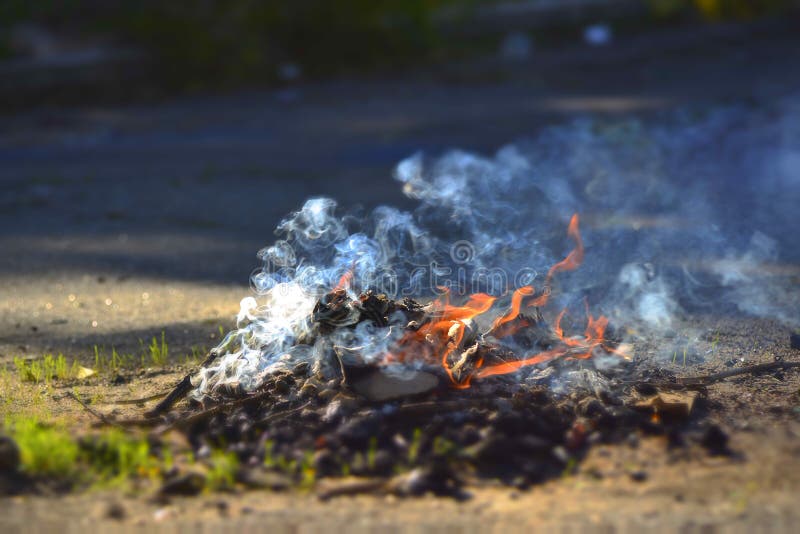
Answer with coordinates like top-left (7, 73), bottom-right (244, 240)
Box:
top-left (136, 289), bottom-right (730, 499)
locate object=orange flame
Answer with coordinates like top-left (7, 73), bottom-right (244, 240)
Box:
top-left (334, 269), bottom-right (354, 292)
top-left (385, 289), bottom-right (496, 367)
top-left (490, 285), bottom-right (534, 332)
top-left (381, 213), bottom-right (624, 387)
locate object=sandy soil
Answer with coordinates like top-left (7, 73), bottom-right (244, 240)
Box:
top-left (1, 314), bottom-right (798, 531)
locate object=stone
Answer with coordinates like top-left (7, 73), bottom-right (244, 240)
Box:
top-left (0, 436), bottom-right (21, 473)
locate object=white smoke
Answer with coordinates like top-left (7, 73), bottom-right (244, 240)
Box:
top-left (192, 96), bottom-right (800, 398)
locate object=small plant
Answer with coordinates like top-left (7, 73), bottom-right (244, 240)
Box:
top-left (205, 450), bottom-right (239, 491)
top-left (299, 451), bottom-right (316, 489)
top-left (15, 356), bottom-right (42, 383)
top-left (408, 428), bottom-right (423, 464)
top-left (367, 436), bottom-right (378, 469)
top-left (81, 429), bottom-right (159, 484)
top-left (432, 436), bottom-right (456, 457)
top-left (710, 330), bottom-right (721, 352)
top-left (262, 439), bottom-right (276, 468)
top-left (14, 353), bottom-right (77, 383)
top-left (93, 345), bottom-right (136, 373)
top-left (7, 417), bottom-right (79, 479)
top-left (149, 331), bottom-right (169, 366)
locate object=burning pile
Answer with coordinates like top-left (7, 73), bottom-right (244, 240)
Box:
top-left (191, 212), bottom-right (624, 401)
top-left (147, 108), bottom-right (800, 495)
top-left (149, 213), bottom-right (679, 496)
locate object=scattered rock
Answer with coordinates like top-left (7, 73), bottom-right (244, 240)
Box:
top-left (105, 501), bottom-right (127, 521)
top-left (790, 333), bottom-right (800, 350)
top-left (238, 469), bottom-right (291, 491)
top-left (293, 361), bottom-right (310, 376)
top-left (0, 436), bottom-right (21, 473)
top-left (110, 374), bottom-right (130, 385)
top-left (211, 499), bottom-right (229, 516)
top-left (157, 471), bottom-right (205, 497)
top-left (388, 464), bottom-right (467, 499)
top-left (629, 470), bottom-right (648, 483)
top-left (321, 395), bottom-right (360, 422)
top-left (700, 424), bottom-right (731, 456)
top-left (634, 391), bottom-right (698, 420)
top-left (317, 477), bottom-right (385, 500)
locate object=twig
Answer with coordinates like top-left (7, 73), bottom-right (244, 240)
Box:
top-left (256, 401), bottom-right (312, 425)
top-left (675, 361), bottom-right (800, 386)
top-left (102, 392), bottom-right (168, 405)
top-left (644, 361), bottom-right (800, 389)
top-left (384, 399), bottom-right (489, 419)
top-left (152, 389), bottom-right (276, 435)
top-left (146, 350), bottom-right (219, 417)
top-left (66, 391), bottom-right (124, 429)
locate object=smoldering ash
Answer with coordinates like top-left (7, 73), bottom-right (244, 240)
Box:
top-left (191, 101), bottom-right (800, 399)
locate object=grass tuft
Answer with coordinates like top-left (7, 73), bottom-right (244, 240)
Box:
top-left (149, 331), bottom-right (169, 366)
top-left (80, 429), bottom-right (159, 484)
top-left (205, 450), bottom-right (239, 491)
top-left (14, 353), bottom-right (79, 384)
top-left (7, 417), bottom-right (79, 479)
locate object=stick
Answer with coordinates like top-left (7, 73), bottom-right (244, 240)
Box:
top-left (152, 389), bottom-right (275, 435)
top-left (675, 361), bottom-right (800, 386)
top-left (256, 401), bottom-right (312, 425)
top-left (66, 391), bottom-right (124, 429)
top-left (102, 392), bottom-right (168, 405)
top-left (146, 350), bottom-right (219, 417)
top-left (640, 361), bottom-right (800, 389)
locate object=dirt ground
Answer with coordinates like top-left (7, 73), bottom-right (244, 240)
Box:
top-left (2, 19), bottom-right (800, 530)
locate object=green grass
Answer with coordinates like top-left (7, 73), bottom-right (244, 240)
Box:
top-left (367, 436), bottom-right (378, 470)
top-left (299, 451), bottom-right (316, 490)
top-left (80, 429), bottom-right (160, 485)
top-left (262, 440), bottom-right (317, 487)
top-left (7, 417), bottom-right (80, 479)
top-left (14, 353), bottom-right (81, 384)
top-left (149, 331), bottom-right (169, 366)
top-left (710, 330), bottom-right (721, 352)
top-left (408, 427), bottom-right (423, 464)
top-left (3, 415), bottom-right (240, 492)
top-left (91, 331), bottom-right (172, 372)
top-left (205, 450), bottom-right (239, 492)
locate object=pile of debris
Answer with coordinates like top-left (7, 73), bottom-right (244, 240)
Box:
top-left (145, 289), bottom-right (720, 498)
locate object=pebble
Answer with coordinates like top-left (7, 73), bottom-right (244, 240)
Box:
top-left (105, 501), bottom-right (127, 521)
top-left (239, 469), bottom-right (291, 491)
top-left (0, 436), bottom-right (20, 473)
top-left (629, 470), bottom-right (648, 482)
top-left (157, 471), bottom-right (205, 497)
top-left (700, 424), bottom-right (730, 456)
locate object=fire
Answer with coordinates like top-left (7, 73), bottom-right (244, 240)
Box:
top-left (334, 269), bottom-right (354, 292)
top-left (383, 213), bottom-right (625, 387)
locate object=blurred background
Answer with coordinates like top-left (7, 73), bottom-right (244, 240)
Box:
top-left (1, 0), bottom-right (799, 358)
